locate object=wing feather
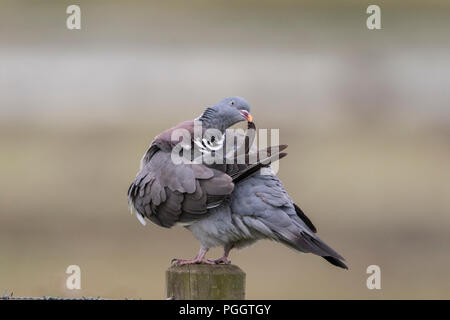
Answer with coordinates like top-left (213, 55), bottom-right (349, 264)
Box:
top-left (128, 149), bottom-right (234, 228)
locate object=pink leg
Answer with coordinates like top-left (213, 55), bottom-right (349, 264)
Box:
top-left (172, 247), bottom-right (215, 266)
top-left (213, 243), bottom-right (234, 264)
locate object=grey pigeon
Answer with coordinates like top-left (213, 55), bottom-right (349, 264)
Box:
top-left (127, 97), bottom-right (347, 269)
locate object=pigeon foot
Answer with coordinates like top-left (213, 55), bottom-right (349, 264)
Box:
top-left (213, 257), bottom-right (231, 264)
top-left (171, 257), bottom-right (216, 266)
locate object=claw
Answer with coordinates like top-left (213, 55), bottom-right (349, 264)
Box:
top-left (213, 257), bottom-right (231, 265)
top-left (172, 258), bottom-right (216, 266)
top-left (171, 247), bottom-right (211, 266)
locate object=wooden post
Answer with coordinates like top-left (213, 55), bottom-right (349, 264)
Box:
top-left (166, 264), bottom-right (246, 300)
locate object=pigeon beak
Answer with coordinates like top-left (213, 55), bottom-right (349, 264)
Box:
top-left (240, 110), bottom-right (253, 123)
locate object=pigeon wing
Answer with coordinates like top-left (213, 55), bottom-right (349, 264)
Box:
top-left (128, 150), bottom-right (234, 228)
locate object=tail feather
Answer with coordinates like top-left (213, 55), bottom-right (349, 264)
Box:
top-left (301, 233), bottom-right (345, 260)
top-left (293, 203), bottom-right (317, 233)
top-left (286, 232), bottom-right (348, 270)
top-left (323, 256), bottom-right (348, 269)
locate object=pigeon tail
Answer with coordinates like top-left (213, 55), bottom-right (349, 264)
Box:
top-left (283, 232), bottom-right (347, 270)
top-left (323, 256), bottom-right (348, 269)
top-left (293, 203), bottom-right (317, 233)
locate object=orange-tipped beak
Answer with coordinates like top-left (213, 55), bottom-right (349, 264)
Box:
top-left (241, 110), bottom-right (253, 123)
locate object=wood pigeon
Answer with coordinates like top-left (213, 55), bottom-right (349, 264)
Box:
top-left (128, 97), bottom-right (347, 269)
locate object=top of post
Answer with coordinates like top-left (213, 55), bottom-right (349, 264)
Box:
top-left (167, 263), bottom-right (245, 275)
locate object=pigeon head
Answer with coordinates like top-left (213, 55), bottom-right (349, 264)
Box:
top-left (198, 96), bottom-right (252, 132)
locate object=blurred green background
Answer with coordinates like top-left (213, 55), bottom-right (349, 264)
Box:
top-left (1, 0), bottom-right (450, 299)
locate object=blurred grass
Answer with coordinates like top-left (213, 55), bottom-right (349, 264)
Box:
top-left (1, 119), bottom-right (449, 299)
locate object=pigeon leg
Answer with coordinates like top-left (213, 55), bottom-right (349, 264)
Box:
top-left (213, 243), bottom-right (234, 264)
top-left (171, 246), bottom-right (215, 265)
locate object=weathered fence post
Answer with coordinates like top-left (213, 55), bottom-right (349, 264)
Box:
top-left (166, 264), bottom-right (246, 300)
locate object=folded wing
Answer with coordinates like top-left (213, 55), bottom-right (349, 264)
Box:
top-left (128, 150), bottom-right (234, 228)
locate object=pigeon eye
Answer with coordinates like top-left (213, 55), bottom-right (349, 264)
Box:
top-left (230, 100), bottom-right (235, 106)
